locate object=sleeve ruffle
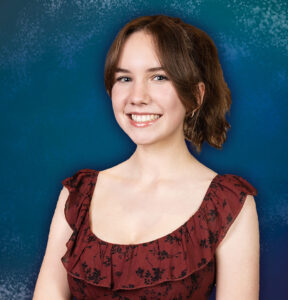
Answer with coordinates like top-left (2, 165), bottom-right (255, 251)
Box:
top-left (62, 168), bottom-right (96, 230)
top-left (61, 172), bottom-right (258, 291)
top-left (206, 174), bottom-right (258, 251)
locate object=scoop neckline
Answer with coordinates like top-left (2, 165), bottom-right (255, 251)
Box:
top-left (87, 170), bottom-right (220, 247)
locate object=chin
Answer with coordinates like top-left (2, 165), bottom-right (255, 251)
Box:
top-left (130, 134), bottom-right (169, 146)
top-left (128, 135), bottom-right (157, 145)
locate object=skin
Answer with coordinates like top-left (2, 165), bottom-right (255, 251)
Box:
top-left (110, 30), bottom-right (206, 183)
top-left (33, 30), bottom-right (259, 299)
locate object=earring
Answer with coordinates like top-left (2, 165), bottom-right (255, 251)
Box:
top-left (185, 110), bottom-right (195, 118)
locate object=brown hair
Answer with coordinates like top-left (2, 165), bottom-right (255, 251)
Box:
top-left (104, 15), bottom-right (231, 153)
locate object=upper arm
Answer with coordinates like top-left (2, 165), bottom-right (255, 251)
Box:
top-left (215, 195), bottom-right (260, 300)
top-left (33, 186), bottom-right (73, 300)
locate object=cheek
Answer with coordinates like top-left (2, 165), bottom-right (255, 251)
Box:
top-left (111, 88), bottom-right (123, 111)
top-left (111, 85), bottom-right (129, 105)
top-left (111, 100), bottom-right (122, 115)
top-left (157, 88), bottom-right (185, 113)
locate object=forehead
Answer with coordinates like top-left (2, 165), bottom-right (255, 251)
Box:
top-left (117, 31), bottom-right (161, 68)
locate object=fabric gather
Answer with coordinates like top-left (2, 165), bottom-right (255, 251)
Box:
top-left (60, 169), bottom-right (257, 293)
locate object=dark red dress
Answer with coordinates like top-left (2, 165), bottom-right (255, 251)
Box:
top-left (61, 168), bottom-right (257, 300)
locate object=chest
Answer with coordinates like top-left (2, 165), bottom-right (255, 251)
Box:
top-left (89, 176), bottom-right (210, 245)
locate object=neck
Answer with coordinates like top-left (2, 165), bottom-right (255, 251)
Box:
top-left (125, 134), bottom-right (202, 183)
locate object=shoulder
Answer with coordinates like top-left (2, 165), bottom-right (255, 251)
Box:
top-left (199, 173), bottom-right (259, 251)
top-left (62, 168), bottom-right (98, 193)
top-left (208, 173), bottom-right (258, 216)
top-left (61, 168), bottom-right (99, 229)
top-left (214, 189), bottom-right (260, 298)
top-left (211, 173), bottom-right (258, 214)
top-left (210, 174), bottom-right (260, 297)
top-left (216, 192), bottom-right (258, 251)
top-left (216, 173), bottom-right (258, 196)
top-left (213, 173), bottom-right (259, 266)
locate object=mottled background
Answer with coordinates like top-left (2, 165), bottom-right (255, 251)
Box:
top-left (0, 0), bottom-right (287, 299)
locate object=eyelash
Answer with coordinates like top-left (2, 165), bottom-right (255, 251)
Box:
top-left (115, 74), bottom-right (169, 82)
top-left (154, 75), bottom-right (169, 81)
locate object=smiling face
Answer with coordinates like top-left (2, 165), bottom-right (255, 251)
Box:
top-left (111, 30), bottom-right (187, 145)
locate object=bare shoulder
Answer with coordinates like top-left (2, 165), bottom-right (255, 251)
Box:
top-left (217, 194), bottom-right (258, 251)
top-left (33, 186), bottom-right (73, 299)
top-left (215, 194), bottom-right (260, 299)
top-left (99, 164), bottom-right (126, 181)
top-left (57, 186), bottom-right (70, 210)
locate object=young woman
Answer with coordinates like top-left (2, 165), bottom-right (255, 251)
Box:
top-left (33, 15), bottom-right (259, 300)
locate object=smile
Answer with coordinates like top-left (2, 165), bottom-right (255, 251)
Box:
top-left (127, 114), bottom-right (162, 128)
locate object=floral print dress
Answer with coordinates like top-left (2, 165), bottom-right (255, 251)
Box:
top-left (61, 169), bottom-right (257, 300)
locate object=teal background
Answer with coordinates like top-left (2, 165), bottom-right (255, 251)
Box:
top-left (0, 0), bottom-right (287, 299)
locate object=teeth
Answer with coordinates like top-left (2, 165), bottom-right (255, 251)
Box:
top-left (131, 114), bottom-right (161, 122)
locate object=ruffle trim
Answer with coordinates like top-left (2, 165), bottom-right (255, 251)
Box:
top-left (61, 169), bottom-right (257, 291)
top-left (62, 169), bottom-right (98, 231)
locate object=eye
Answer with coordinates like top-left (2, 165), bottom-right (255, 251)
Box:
top-left (153, 74), bottom-right (169, 81)
top-left (115, 76), bottom-right (131, 82)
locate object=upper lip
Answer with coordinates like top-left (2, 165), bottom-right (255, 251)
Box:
top-left (127, 112), bottom-right (162, 115)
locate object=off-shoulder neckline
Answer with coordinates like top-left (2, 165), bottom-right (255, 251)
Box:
top-left (87, 170), bottom-right (220, 247)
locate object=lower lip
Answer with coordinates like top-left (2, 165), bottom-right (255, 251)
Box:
top-left (128, 115), bottom-right (162, 128)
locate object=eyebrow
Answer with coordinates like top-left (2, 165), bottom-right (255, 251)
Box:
top-left (115, 67), bottom-right (165, 73)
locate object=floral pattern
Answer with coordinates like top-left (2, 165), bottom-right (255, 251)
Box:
top-left (61, 169), bottom-right (257, 300)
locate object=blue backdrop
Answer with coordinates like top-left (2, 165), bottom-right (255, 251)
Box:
top-left (0, 0), bottom-right (287, 299)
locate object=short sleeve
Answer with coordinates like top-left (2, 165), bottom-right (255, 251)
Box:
top-left (208, 174), bottom-right (258, 251)
top-left (61, 168), bottom-right (96, 230)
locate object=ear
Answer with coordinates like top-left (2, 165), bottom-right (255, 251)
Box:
top-left (185, 82), bottom-right (206, 117)
top-left (197, 82), bottom-right (205, 106)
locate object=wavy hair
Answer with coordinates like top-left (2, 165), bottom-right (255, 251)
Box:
top-left (104, 15), bottom-right (231, 153)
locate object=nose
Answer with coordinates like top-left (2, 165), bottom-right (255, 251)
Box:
top-left (129, 80), bottom-right (150, 105)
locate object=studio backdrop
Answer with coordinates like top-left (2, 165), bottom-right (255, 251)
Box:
top-left (0, 0), bottom-right (287, 299)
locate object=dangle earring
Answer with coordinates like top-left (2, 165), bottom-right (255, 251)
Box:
top-left (185, 110), bottom-right (195, 119)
